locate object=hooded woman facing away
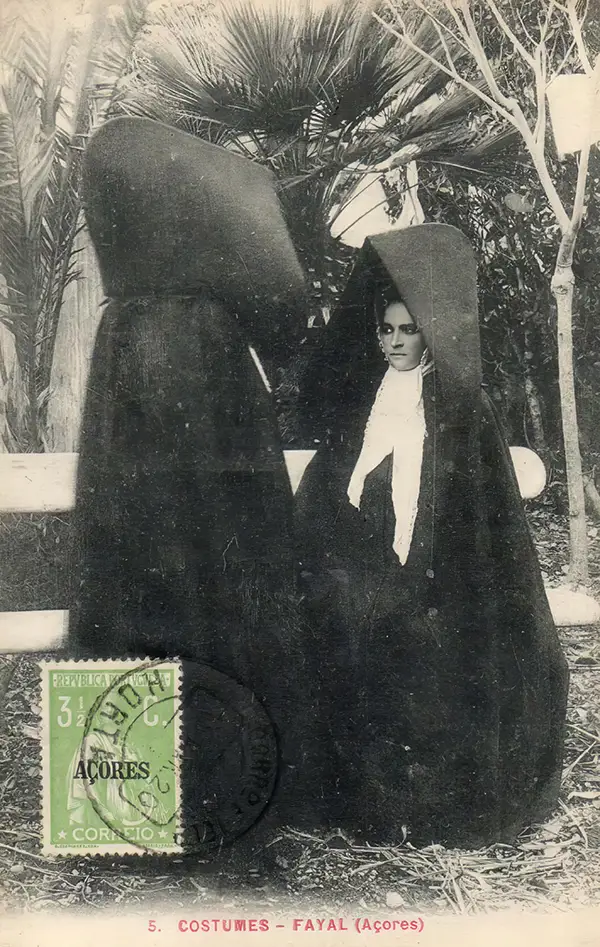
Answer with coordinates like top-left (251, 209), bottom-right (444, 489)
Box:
top-left (68, 116), bottom-right (317, 832)
top-left (295, 223), bottom-right (569, 849)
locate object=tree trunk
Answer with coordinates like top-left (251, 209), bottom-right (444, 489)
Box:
top-left (552, 230), bottom-right (588, 587)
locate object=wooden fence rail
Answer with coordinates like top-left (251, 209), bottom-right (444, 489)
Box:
top-left (0, 447), bottom-right (586, 656)
top-left (0, 451), bottom-right (316, 654)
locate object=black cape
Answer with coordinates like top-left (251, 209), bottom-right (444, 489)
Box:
top-left (69, 117), bottom-right (317, 830)
top-left (295, 224), bottom-right (569, 848)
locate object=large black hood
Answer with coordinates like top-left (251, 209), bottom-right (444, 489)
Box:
top-left (82, 116), bottom-right (308, 361)
top-left (365, 225), bottom-right (481, 398)
top-left (299, 223), bottom-right (482, 439)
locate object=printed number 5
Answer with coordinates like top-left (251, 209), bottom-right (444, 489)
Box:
top-left (57, 696), bottom-right (72, 728)
top-left (148, 921), bottom-right (158, 932)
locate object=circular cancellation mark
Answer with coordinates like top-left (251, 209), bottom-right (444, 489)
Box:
top-left (81, 659), bottom-right (278, 856)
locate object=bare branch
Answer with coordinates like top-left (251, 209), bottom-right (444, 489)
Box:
top-left (409, 0), bottom-right (472, 59)
top-left (512, 0), bottom-right (539, 48)
top-left (549, 37), bottom-right (577, 83)
top-left (532, 44), bottom-right (547, 146)
top-left (458, 1), bottom-right (523, 112)
top-left (439, 0), bottom-right (473, 45)
top-left (571, 140), bottom-right (591, 230)
top-left (375, 8), bottom-right (516, 123)
top-left (524, 120), bottom-right (570, 229)
top-left (539, 0), bottom-right (559, 46)
top-left (379, 0), bottom-right (571, 231)
top-left (485, 0), bottom-right (536, 66)
top-left (566, 0), bottom-right (594, 75)
top-left (431, 16), bottom-right (461, 73)
top-left (570, 57), bottom-right (600, 227)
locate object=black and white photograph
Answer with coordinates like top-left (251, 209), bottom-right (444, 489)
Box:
top-left (0, 0), bottom-right (599, 942)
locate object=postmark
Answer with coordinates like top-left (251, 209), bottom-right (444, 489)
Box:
top-left (39, 658), bottom-right (278, 857)
top-left (176, 660), bottom-right (278, 856)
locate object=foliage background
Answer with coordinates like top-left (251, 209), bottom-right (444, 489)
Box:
top-left (0, 0), bottom-right (599, 489)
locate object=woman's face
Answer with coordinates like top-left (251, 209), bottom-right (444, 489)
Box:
top-left (378, 301), bottom-right (426, 371)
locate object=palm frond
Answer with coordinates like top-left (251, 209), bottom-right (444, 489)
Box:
top-left (220, 0), bottom-right (303, 89)
top-left (0, 0), bottom-right (53, 89)
top-left (93, 0), bottom-right (153, 117)
top-left (36, 0), bottom-right (152, 404)
top-left (0, 71), bottom-right (46, 296)
top-left (97, 0), bottom-right (149, 79)
top-left (38, 6), bottom-right (74, 134)
top-left (373, 77), bottom-right (491, 153)
top-left (431, 127), bottom-right (524, 177)
top-left (0, 0), bottom-right (152, 448)
top-left (122, 1), bottom-right (219, 117)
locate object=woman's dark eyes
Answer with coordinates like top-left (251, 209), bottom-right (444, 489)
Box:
top-left (381, 324), bottom-right (420, 335)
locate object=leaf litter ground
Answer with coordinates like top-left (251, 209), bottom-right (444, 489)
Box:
top-left (2, 505), bottom-right (600, 917)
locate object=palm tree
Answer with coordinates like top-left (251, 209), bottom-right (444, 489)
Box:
top-left (121, 0), bottom-right (517, 329)
top-left (0, 0), bottom-right (150, 451)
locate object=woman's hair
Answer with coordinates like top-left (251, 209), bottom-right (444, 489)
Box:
top-left (372, 275), bottom-right (404, 331)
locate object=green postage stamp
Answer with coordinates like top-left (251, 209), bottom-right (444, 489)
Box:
top-left (40, 659), bottom-right (182, 856)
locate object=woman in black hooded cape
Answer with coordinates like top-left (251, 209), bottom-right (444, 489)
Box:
top-left (68, 117), bottom-right (318, 834)
top-left (295, 224), bottom-right (569, 848)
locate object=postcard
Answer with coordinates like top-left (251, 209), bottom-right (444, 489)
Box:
top-left (1, 0), bottom-right (600, 944)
